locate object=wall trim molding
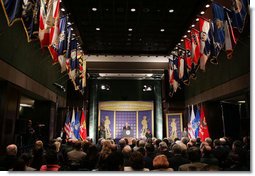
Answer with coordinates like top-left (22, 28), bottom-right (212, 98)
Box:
top-left (185, 73), bottom-right (250, 106)
top-left (0, 59), bottom-right (66, 107)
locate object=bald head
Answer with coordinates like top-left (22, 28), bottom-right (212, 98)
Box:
top-left (6, 144), bottom-right (17, 156)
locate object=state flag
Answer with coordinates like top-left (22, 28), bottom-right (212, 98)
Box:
top-left (79, 109), bottom-right (87, 141)
top-left (198, 17), bottom-right (211, 71)
top-left (224, 9), bottom-right (237, 59)
top-left (231, 0), bottom-right (249, 33)
top-left (21, 0), bottom-right (40, 42)
top-left (58, 16), bottom-right (67, 72)
top-left (210, 3), bottom-right (225, 64)
top-left (199, 104), bottom-right (210, 141)
top-left (39, 0), bottom-right (50, 47)
top-left (74, 108), bottom-right (80, 140)
top-left (1, 0), bottom-right (22, 26)
top-left (191, 28), bottom-right (201, 66)
top-left (193, 105), bottom-right (200, 138)
top-left (70, 108), bottom-right (76, 139)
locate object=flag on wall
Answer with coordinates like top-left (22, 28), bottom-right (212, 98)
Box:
top-left (64, 110), bottom-right (71, 139)
top-left (79, 109), bottom-right (87, 141)
top-left (210, 3), bottom-right (225, 64)
top-left (70, 108), bottom-right (76, 139)
top-left (184, 38), bottom-right (192, 71)
top-left (193, 105), bottom-right (200, 138)
top-left (198, 17), bottom-right (211, 71)
top-left (74, 109), bottom-right (80, 140)
top-left (21, 0), bottom-right (40, 42)
top-left (48, 0), bottom-right (60, 63)
top-left (191, 28), bottom-right (201, 66)
top-left (178, 52), bottom-right (184, 80)
top-left (172, 54), bottom-right (179, 92)
top-left (231, 0), bottom-right (249, 33)
top-left (199, 104), bottom-right (210, 141)
top-left (1, 0), bottom-right (22, 26)
top-left (39, 0), bottom-right (50, 47)
top-left (188, 105), bottom-right (195, 139)
top-left (224, 9), bottom-right (237, 59)
top-left (58, 16), bottom-right (67, 73)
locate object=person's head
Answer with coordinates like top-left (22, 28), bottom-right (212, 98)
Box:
top-left (122, 145), bottom-right (132, 157)
top-left (118, 138), bottom-right (126, 149)
top-left (129, 151), bottom-right (144, 170)
top-left (104, 151), bottom-right (124, 171)
top-left (73, 141), bottom-right (82, 150)
top-left (187, 146), bottom-right (201, 162)
top-left (34, 140), bottom-right (44, 150)
top-left (125, 122), bottom-right (129, 126)
top-left (6, 144), bottom-right (18, 156)
top-left (46, 150), bottom-right (58, 165)
top-left (153, 155), bottom-right (169, 169)
top-left (158, 141), bottom-right (168, 152)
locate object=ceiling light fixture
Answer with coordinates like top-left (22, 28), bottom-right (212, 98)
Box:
top-left (131, 8), bottom-right (136, 12)
top-left (183, 35), bottom-right (187, 38)
top-left (191, 24), bottom-right (195, 27)
top-left (71, 27), bottom-right (74, 31)
top-left (128, 28), bottom-right (133, 31)
top-left (160, 28), bottom-right (165, 32)
top-left (205, 4), bottom-right (210, 8)
top-left (92, 8), bottom-right (97, 11)
top-left (67, 22), bottom-right (72, 25)
top-left (187, 30), bottom-right (191, 33)
top-left (200, 11), bottom-right (205, 15)
top-left (96, 27), bottom-right (100, 31)
top-left (169, 9), bottom-right (174, 13)
top-left (61, 8), bottom-right (65, 12)
top-left (178, 43), bottom-right (181, 46)
top-left (196, 18), bottom-right (199, 21)
top-left (180, 39), bottom-right (184, 42)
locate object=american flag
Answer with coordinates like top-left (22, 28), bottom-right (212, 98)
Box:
top-left (64, 110), bottom-right (71, 139)
top-left (188, 105), bottom-right (195, 139)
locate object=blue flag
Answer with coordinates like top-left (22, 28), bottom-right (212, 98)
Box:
top-left (74, 109), bottom-right (80, 140)
top-left (210, 3), bottom-right (225, 64)
top-left (21, 0), bottom-right (40, 42)
top-left (193, 106), bottom-right (201, 138)
top-left (231, 0), bottom-right (249, 33)
top-left (58, 16), bottom-right (67, 56)
top-left (58, 16), bottom-right (67, 72)
top-left (212, 3), bottom-right (225, 47)
top-left (1, 0), bottom-right (22, 25)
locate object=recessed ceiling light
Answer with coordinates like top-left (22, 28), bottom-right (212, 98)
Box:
top-left (191, 24), bottom-right (195, 27)
top-left (169, 9), bottom-right (174, 13)
top-left (180, 39), bottom-right (184, 42)
top-left (71, 27), bottom-right (74, 31)
top-left (160, 28), bottom-right (165, 32)
top-left (205, 4), bottom-right (210, 8)
top-left (187, 30), bottom-right (191, 33)
top-left (92, 8), bottom-right (97, 11)
top-left (67, 22), bottom-right (72, 25)
top-left (128, 28), bottom-right (133, 31)
top-left (131, 8), bottom-right (136, 12)
top-left (200, 11), bottom-right (205, 15)
top-left (196, 18), bottom-right (199, 21)
top-left (175, 47), bottom-right (178, 49)
top-left (183, 35), bottom-right (187, 38)
top-left (61, 8), bottom-right (65, 12)
top-left (72, 33), bottom-right (76, 36)
top-left (96, 27), bottom-right (100, 31)
top-left (178, 43), bottom-right (181, 45)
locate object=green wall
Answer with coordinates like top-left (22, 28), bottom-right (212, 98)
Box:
top-left (0, 7), bottom-right (67, 97)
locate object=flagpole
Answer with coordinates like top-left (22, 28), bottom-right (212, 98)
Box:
top-left (220, 103), bottom-right (226, 137)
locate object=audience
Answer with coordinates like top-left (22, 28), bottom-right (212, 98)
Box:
top-left (0, 134), bottom-right (250, 172)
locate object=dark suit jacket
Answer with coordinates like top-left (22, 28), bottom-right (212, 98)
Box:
top-left (123, 126), bottom-right (131, 130)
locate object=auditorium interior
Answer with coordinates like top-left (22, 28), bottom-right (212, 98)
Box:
top-left (0, 0), bottom-right (251, 172)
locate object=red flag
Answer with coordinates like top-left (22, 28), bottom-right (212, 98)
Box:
top-left (184, 38), bottom-right (192, 70)
top-left (39, 0), bottom-right (50, 47)
top-left (198, 17), bottom-right (211, 71)
top-left (191, 28), bottom-right (201, 66)
top-left (199, 104), bottom-right (210, 141)
top-left (48, 0), bottom-right (60, 63)
top-left (178, 54), bottom-right (184, 80)
top-left (79, 110), bottom-right (87, 141)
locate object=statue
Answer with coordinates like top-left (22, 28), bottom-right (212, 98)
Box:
top-left (141, 116), bottom-right (148, 137)
top-left (170, 118), bottom-right (177, 140)
top-left (104, 116), bottom-right (111, 139)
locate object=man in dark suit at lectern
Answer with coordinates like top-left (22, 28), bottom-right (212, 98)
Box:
top-left (123, 122), bottom-right (131, 130)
